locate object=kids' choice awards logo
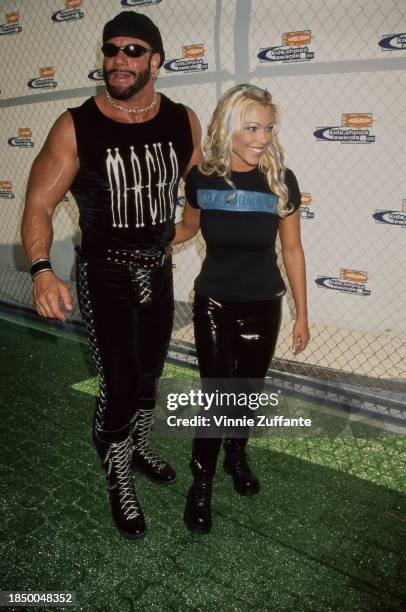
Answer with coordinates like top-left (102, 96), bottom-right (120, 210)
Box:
top-left (121, 0), bottom-right (161, 6)
top-left (300, 193), bottom-right (314, 219)
top-left (0, 11), bottom-right (22, 36)
top-left (0, 181), bottom-right (15, 199)
top-left (315, 268), bottom-right (371, 296)
top-left (88, 68), bottom-right (104, 81)
top-left (27, 67), bottom-right (57, 90)
top-left (51, 0), bottom-right (84, 23)
top-left (164, 44), bottom-right (208, 73)
top-left (8, 128), bottom-right (34, 148)
top-left (373, 199), bottom-right (406, 229)
top-left (258, 30), bottom-right (314, 63)
top-left (378, 32), bottom-right (406, 51)
top-left (314, 113), bottom-right (375, 143)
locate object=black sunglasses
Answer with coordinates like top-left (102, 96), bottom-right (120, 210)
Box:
top-left (102, 43), bottom-right (154, 58)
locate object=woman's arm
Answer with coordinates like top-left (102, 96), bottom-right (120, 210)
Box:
top-left (172, 201), bottom-right (201, 245)
top-left (278, 209), bottom-right (310, 354)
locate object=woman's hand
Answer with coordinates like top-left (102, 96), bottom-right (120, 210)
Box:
top-left (292, 318), bottom-right (310, 355)
top-left (279, 209), bottom-right (309, 355)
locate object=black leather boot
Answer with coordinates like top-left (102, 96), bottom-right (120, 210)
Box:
top-left (184, 459), bottom-right (216, 534)
top-left (223, 438), bottom-right (260, 496)
top-left (95, 432), bottom-right (147, 539)
top-left (131, 403), bottom-right (176, 485)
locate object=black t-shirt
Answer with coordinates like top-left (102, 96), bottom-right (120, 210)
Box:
top-left (184, 166), bottom-right (301, 301)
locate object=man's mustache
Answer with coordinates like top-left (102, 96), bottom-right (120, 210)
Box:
top-left (106, 69), bottom-right (137, 78)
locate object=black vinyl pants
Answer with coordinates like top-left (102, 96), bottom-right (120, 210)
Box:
top-left (192, 294), bottom-right (282, 466)
top-left (76, 252), bottom-right (174, 443)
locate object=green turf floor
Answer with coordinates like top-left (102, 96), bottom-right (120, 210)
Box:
top-left (0, 317), bottom-right (405, 611)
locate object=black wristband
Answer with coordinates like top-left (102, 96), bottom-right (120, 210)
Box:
top-left (30, 258), bottom-right (52, 279)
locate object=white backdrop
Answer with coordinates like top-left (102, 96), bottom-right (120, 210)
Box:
top-left (1, 0), bottom-right (405, 380)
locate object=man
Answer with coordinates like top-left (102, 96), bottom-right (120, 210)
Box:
top-left (21, 11), bottom-right (202, 539)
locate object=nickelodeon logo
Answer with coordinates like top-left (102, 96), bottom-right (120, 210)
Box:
top-left (379, 32), bottom-right (406, 51)
top-left (28, 67), bottom-right (57, 89)
top-left (40, 67), bottom-right (55, 78)
top-left (258, 30), bottom-right (314, 63)
top-left (282, 30), bottom-right (311, 47)
top-left (0, 181), bottom-right (12, 191)
top-left (373, 198), bottom-right (406, 228)
top-left (300, 193), bottom-right (312, 206)
top-left (164, 44), bottom-right (208, 72)
top-left (315, 268), bottom-right (370, 295)
top-left (183, 44), bottom-right (205, 59)
top-left (6, 11), bottom-right (19, 24)
top-left (51, 1), bottom-right (84, 23)
top-left (340, 269), bottom-right (368, 283)
top-left (342, 113), bottom-right (374, 129)
top-left (8, 128), bottom-right (34, 147)
top-left (18, 128), bottom-right (32, 138)
top-left (314, 113), bottom-right (375, 143)
top-left (1, 10), bottom-right (22, 35)
top-left (299, 193), bottom-right (314, 219)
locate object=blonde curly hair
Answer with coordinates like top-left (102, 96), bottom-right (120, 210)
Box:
top-left (199, 84), bottom-right (292, 217)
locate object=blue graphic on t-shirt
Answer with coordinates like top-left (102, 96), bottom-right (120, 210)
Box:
top-left (197, 189), bottom-right (279, 214)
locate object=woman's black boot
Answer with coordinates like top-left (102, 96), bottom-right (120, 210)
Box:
top-left (223, 437), bottom-right (260, 496)
top-left (184, 459), bottom-right (216, 534)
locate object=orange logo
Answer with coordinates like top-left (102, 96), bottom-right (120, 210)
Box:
top-left (342, 113), bottom-right (374, 128)
top-left (300, 193), bottom-right (312, 206)
top-left (0, 181), bottom-right (12, 191)
top-left (65, 0), bottom-right (82, 7)
top-left (340, 269), bottom-right (368, 283)
top-left (40, 66), bottom-right (55, 78)
top-left (18, 128), bottom-right (32, 138)
top-left (282, 30), bottom-right (312, 47)
top-left (6, 11), bottom-right (19, 24)
top-left (183, 44), bottom-right (205, 59)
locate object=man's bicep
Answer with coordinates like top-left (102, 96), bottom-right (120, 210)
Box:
top-left (26, 112), bottom-right (79, 214)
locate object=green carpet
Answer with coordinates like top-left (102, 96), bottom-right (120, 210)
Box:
top-left (0, 318), bottom-right (405, 611)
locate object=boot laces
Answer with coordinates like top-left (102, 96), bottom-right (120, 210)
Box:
top-left (133, 409), bottom-right (167, 470)
top-left (105, 437), bottom-right (140, 519)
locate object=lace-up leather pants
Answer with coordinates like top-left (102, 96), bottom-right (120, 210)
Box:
top-left (76, 249), bottom-right (174, 442)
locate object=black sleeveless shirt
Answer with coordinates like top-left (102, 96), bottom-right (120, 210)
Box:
top-left (68, 94), bottom-right (193, 248)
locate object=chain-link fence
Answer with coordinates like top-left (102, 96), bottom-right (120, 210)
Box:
top-left (1, 0), bottom-right (405, 399)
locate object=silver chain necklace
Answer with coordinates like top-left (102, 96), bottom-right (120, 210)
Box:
top-left (106, 90), bottom-right (159, 114)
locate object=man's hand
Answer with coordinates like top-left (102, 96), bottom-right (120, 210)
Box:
top-left (33, 271), bottom-right (73, 321)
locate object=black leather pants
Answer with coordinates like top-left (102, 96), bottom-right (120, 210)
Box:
top-left (192, 295), bottom-right (282, 465)
top-left (76, 250), bottom-right (174, 443)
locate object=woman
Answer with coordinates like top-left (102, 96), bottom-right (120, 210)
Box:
top-left (173, 84), bottom-right (310, 533)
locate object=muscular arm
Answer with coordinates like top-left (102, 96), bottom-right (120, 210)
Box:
top-left (279, 210), bottom-right (310, 354)
top-left (21, 111), bottom-right (79, 320)
top-left (172, 106), bottom-right (202, 245)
